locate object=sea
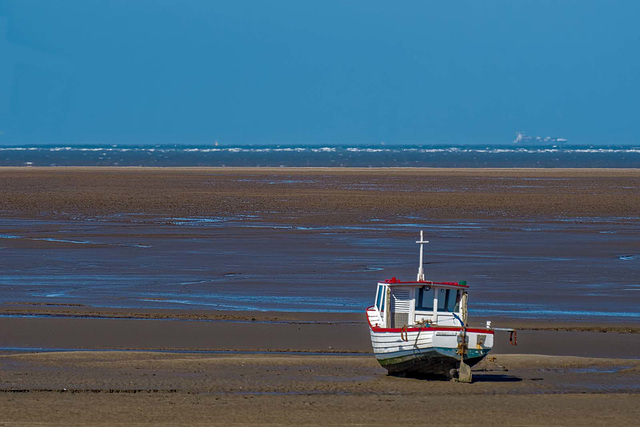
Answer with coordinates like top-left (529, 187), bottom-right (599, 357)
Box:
top-left (1, 143), bottom-right (640, 167)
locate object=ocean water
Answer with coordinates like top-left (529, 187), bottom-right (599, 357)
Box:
top-left (1, 144), bottom-right (640, 167)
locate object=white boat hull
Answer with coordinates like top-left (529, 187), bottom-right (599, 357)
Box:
top-left (367, 308), bottom-right (494, 378)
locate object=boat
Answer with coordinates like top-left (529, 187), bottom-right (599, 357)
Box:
top-left (366, 231), bottom-right (516, 381)
top-left (513, 131), bottom-right (567, 145)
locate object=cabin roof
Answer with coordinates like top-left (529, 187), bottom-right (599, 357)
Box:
top-left (380, 277), bottom-right (469, 289)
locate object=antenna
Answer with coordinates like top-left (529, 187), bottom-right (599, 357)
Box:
top-left (416, 230), bottom-right (429, 281)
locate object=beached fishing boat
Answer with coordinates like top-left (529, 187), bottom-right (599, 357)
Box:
top-left (366, 231), bottom-right (515, 381)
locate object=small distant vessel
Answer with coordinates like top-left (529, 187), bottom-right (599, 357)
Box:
top-left (366, 231), bottom-right (516, 381)
top-left (513, 131), bottom-right (567, 145)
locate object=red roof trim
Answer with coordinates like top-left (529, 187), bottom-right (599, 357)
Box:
top-left (365, 307), bottom-right (493, 335)
top-left (382, 278), bottom-right (469, 288)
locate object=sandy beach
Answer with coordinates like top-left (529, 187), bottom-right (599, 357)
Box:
top-left (0, 167), bottom-right (639, 425)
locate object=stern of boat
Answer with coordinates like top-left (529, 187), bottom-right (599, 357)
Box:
top-left (431, 328), bottom-right (494, 366)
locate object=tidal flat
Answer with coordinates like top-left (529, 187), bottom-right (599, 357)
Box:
top-left (0, 167), bottom-right (638, 424)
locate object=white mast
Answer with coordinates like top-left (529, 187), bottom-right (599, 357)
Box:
top-left (416, 230), bottom-right (429, 281)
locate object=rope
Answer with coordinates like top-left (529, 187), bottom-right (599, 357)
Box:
top-left (400, 325), bottom-right (409, 341)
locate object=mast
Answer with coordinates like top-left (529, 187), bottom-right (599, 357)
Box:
top-left (416, 230), bottom-right (429, 281)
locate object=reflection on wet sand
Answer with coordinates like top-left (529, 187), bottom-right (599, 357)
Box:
top-left (0, 215), bottom-right (638, 321)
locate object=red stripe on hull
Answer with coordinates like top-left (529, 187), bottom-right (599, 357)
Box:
top-left (365, 306), bottom-right (494, 335)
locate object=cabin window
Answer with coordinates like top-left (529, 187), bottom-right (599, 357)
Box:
top-left (375, 285), bottom-right (386, 311)
top-left (437, 289), bottom-right (461, 312)
top-left (415, 286), bottom-right (434, 310)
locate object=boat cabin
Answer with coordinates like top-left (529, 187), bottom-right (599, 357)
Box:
top-left (371, 278), bottom-right (468, 329)
top-left (368, 231), bottom-right (470, 330)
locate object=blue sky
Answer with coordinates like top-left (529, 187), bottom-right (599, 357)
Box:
top-left (0, 0), bottom-right (638, 145)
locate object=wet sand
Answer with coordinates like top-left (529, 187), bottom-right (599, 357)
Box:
top-left (1, 167), bottom-right (640, 223)
top-left (0, 307), bottom-right (639, 357)
top-left (0, 351), bottom-right (638, 425)
top-left (0, 313), bottom-right (639, 425)
top-left (0, 167), bottom-right (639, 424)
top-left (1, 167), bottom-right (639, 317)
top-left (0, 309), bottom-right (639, 425)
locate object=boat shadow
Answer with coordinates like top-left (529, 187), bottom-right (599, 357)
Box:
top-left (470, 373), bottom-right (522, 383)
top-left (390, 372), bottom-right (522, 383)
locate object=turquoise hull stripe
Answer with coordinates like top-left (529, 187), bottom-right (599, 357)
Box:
top-left (376, 346), bottom-right (489, 362)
